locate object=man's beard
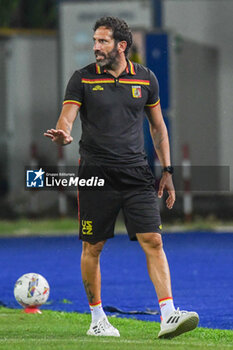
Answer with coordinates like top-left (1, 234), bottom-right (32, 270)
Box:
top-left (95, 45), bottom-right (120, 69)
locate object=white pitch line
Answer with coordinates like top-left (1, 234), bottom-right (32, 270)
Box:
top-left (0, 314), bottom-right (11, 317)
top-left (0, 338), bottom-right (232, 348)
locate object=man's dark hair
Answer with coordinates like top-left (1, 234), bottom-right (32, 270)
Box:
top-left (93, 16), bottom-right (132, 57)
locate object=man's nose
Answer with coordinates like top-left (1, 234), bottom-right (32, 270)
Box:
top-left (93, 41), bottom-right (101, 51)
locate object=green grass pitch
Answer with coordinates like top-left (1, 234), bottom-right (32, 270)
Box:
top-left (0, 307), bottom-right (232, 350)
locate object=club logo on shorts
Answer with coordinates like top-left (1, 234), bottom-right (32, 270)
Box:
top-left (132, 85), bottom-right (142, 98)
top-left (82, 220), bottom-right (93, 235)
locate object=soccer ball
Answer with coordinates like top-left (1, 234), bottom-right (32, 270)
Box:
top-left (14, 273), bottom-right (50, 308)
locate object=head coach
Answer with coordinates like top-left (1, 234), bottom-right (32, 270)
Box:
top-left (44, 16), bottom-right (199, 339)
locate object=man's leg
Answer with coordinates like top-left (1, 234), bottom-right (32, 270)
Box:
top-left (136, 232), bottom-right (172, 300)
top-left (81, 240), bottom-right (120, 337)
top-left (137, 232), bottom-right (199, 339)
top-left (81, 240), bottom-right (106, 305)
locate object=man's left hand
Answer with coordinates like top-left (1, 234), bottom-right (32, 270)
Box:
top-left (158, 173), bottom-right (176, 209)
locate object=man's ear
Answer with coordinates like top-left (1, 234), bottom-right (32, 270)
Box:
top-left (117, 41), bottom-right (127, 54)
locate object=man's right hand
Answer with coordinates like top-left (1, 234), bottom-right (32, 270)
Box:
top-left (44, 129), bottom-right (73, 145)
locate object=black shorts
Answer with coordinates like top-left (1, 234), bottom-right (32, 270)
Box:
top-left (78, 159), bottom-right (162, 243)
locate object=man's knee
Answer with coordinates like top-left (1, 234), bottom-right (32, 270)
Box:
top-left (82, 240), bottom-right (106, 258)
top-left (137, 232), bottom-right (163, 252)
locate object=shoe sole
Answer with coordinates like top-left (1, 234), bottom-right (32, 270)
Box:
top-left (86, 330), bottom-right (120, 337)
top-left (158, 315), bottom-right (199, 339)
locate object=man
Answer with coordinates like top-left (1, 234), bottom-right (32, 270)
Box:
top-left (44, 17), bottom-right (199, 339)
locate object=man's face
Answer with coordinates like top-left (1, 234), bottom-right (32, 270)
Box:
top-left (93, 26), bottom-right (120, 68)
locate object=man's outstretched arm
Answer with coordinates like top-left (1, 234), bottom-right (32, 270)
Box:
top-left (44, 104), bottom-right (79, 145)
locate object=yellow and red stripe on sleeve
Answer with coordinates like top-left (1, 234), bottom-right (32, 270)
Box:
top-left (63, 100), bottom-right (82, 107)
top-left (145, 99), bottom-right (160, 108)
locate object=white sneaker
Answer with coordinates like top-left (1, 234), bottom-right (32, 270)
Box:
top-left (87, 316), bottom-right (120, 337)
top-left (158, 308), bottom-right (199, 339)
